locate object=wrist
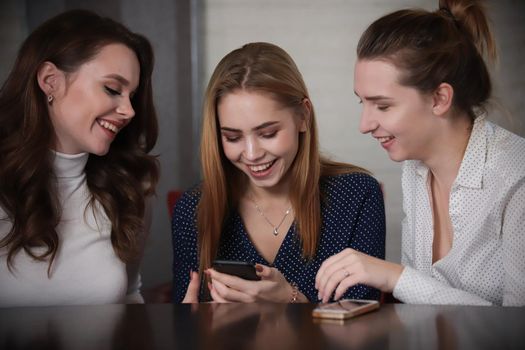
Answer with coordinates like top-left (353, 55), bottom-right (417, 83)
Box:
top-left (386, 262), bottom-right (404, 292)
top-left (289, 281), bottom-right (299, 303)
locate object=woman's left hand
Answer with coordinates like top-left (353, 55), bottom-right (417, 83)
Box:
top-left (315, 248), bottom-right (404, 303)
top-left (206, 264), bottom-right (296, 303)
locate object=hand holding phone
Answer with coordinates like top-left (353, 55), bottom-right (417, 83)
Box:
top-left (312, 299), bottom-right (379, 320)
top-left (212, 260), bottom-right (261, 281)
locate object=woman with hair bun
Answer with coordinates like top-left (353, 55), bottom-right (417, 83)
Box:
top-left (0, 10), bottom-right (159, 307)
top-left (316, 0), bottom-right (525, 306)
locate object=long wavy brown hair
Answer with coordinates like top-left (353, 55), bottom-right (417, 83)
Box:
top-left (357, 0), bottom-right (497, 118)
top-left (197, 42), bottom-right (367, 273)
top-left (0, 10), bottom-right (159, 275)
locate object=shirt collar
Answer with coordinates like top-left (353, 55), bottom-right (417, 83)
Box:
top-left (52, 151), bottom-right (89, 179)
top-left (414, 115), bottom-right (487, 189)
top-left (454, 115), bottom-right (487, 189)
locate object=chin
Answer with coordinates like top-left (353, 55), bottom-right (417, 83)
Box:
top-left (387, 152), bottom-right (407, 163)
top-left (89, 146), bottom-right (111, 156)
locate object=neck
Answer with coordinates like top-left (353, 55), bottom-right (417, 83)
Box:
top-left (423, 113), bottom-right (472, 189)
top-left (245, 178), bottom-right (291, 204)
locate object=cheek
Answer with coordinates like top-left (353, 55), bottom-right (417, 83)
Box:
top-left (56, 89), bottom-right (92, 122)
top-left (221, 140), bottom-right (239, 162)
top-left (278, 131), bottom-right (300, 157)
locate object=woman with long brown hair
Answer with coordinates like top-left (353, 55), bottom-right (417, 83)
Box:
top-left (316, 0), bottom-right (525, 306)
top-left (172, 42), bottom-right (385, 303)
top-left (0, 10), bottom-right (159, 306)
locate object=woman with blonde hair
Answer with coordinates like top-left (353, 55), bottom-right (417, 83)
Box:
top-left (172, 42), bottom-right (385, 303)
top-left (316, 0), bottom-right (525, 306)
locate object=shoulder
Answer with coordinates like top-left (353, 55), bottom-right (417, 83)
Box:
top-left (172, 184), bottom-right (201, 219)
top-left (485, 120), bottom-right (525, 180)
top-left (321, 172), bottom-right (382, 198)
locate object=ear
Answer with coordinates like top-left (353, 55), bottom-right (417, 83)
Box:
top-left (37, 61), bottom-right (63, 96)
top-left (431, 82), bottom-right (454, 117)
top-left (298, 98), bottom-right (311, 132)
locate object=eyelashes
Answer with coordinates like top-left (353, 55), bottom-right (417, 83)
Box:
top-left (104, 86), bottom-right (122, 96)
top-left (224, 135), bottom-right (240, 142)
top-left (357, 99), bottom-right (390, 111)
top-left (222, 131), bottom-right (278, 143)
top-left (261, 131), bottom-right (277, 139)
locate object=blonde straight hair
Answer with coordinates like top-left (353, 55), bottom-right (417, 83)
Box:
top-left (197, 42), bottom-right (367, 273)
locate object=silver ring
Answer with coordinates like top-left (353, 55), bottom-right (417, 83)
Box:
top-left (342, 269), bottom-right (350, 278)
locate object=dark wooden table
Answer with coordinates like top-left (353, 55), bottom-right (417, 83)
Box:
top-left (1, 302), bottom-right (524, 349)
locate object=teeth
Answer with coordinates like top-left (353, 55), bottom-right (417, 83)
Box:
top-left (377, 136), bottom-right (394, 143)
top-left (249, 161), bottom-right (274, 172)
top-left (98, 119), bottom-right (119, 133)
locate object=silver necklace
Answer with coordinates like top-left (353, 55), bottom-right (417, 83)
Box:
top-left (249, 196), bottom-right (292, 236)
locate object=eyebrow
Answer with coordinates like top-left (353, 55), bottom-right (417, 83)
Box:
top-left (104, 74), bottom-right (131, 87)
top-left (220, 121), bottom-right (279, 132)
top-left (353, 91), bottom-right (393, 101)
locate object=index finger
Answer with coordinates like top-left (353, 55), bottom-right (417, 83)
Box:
top-left (315, 248), bottom-right (353, 288)
top-left (208, 268), bottom-right (257, 291)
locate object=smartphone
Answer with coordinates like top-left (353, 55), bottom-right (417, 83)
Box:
top-left (312, 299), bottom-right (379, 320)
top-left (212, 260), bottom-right (261, 281)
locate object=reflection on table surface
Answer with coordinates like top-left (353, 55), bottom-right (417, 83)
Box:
top-left (1, 302), bottom-right (524, 350)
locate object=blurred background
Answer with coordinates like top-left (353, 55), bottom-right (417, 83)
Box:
top-left (1, 0), bottom-right (523, 295)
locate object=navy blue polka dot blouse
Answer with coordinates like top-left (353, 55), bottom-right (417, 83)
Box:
top-left (171, 172), bottom-right (386, 302)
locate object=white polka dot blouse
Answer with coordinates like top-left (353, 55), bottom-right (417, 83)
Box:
top-left (394, 116), bottom-right (525, 306)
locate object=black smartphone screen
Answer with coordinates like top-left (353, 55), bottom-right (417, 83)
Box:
top-left (212, 260), bottom-right (261, 281)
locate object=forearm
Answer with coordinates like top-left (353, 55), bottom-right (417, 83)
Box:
top-left (393, 266), bottom-right (492, 305)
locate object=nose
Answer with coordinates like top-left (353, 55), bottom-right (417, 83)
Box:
top-left (116, 96), bottom-right (135, 119)
top-left (243, 136), bottom-right (264, 161)
top-left (358, 107), bottom-right (378, 134)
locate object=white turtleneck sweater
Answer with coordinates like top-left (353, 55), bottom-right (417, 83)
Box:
top-left (0, 152), bottom-right (144, 307)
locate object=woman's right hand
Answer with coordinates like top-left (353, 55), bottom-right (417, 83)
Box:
top-left (207, 264), bottom-right (304, 303)
top-left (182, 271), bottom-right (200, 303)
top-left (315, 248), bottom-right (403, 303)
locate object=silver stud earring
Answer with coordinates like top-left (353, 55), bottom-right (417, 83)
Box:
top-left (47, 94), bottom-right (54, 104)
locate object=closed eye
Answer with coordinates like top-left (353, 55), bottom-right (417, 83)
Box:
top-left (222, 134), bottom-right (241, 143)
top-left (105, 86), bottom-right (122, 96)
top-left (261, 131), bottom-right (277, 139)
top-left (377, 105), bottom-right (390, 111)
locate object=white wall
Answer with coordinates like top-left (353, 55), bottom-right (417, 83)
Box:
top-left (1, 0), bottom-right (522, 290)
top-left (202, 0), bottom-right (525, 263)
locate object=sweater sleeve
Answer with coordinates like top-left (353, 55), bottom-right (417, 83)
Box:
top-left (125, 196), bottom-right (153, 304)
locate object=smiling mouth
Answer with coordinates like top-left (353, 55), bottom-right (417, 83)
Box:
top-left (376, 136), bottom-right (394, 143)
top-left (248, 160), bottom-right (276, 173)
top-left (97, 119), bottom-right (121, 134)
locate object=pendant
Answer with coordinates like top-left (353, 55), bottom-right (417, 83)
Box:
top-left (273, 228), bottom-right (279, 236)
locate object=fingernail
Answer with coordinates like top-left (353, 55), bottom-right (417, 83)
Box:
top-left (204, 269), bottom-right (211, 276)
top-left (255, 264), bottom-right (263, 272)
top-left (317, 292), bottom-right (322, 300)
